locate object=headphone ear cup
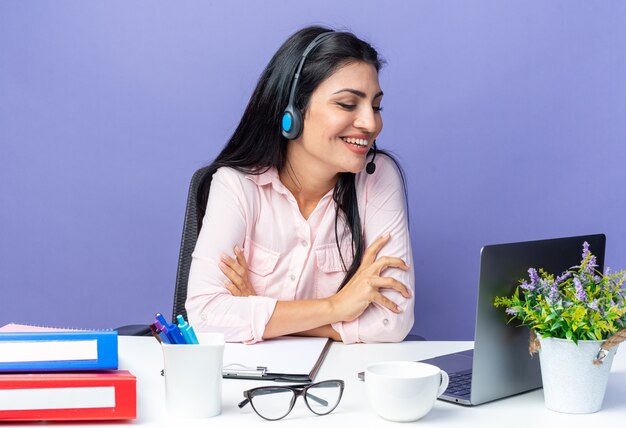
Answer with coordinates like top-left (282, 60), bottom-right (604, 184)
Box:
top-left (281, 105), bottom-right (303, 140)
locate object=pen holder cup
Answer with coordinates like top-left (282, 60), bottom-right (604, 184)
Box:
top-left (162, 332), bottom-right (225, 418)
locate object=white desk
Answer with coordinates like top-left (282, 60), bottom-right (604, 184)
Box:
top-left (70, 337), bottom-right (626, 427)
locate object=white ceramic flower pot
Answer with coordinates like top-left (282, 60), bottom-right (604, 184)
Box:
top-left (537, 335), bottom-right (618, 413)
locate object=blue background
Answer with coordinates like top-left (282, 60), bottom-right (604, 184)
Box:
top-left (2, 1), bottom-right (625, 340)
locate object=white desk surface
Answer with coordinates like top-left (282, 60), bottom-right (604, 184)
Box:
top-left (48, 336), bottom-right (626, 427)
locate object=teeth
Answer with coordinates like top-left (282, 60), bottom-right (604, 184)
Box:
top-left (342, 137), bottom-right (368, 146)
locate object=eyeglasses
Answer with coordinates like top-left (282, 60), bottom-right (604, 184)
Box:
top-left (238, 379), bottom-right (344, 421)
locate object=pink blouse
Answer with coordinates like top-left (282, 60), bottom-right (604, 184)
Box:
top-left (186, 154), bottom-right (414, 344)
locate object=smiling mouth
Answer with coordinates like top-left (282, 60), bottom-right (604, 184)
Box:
top-left (340, 137), bottom-right (369, 147)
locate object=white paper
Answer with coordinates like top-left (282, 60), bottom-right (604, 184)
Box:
top-left (223, 336), bottom-right (328, 375)
top-left (0, 386), bottom-right (115, 410)
top-left (0, 340), bottom-right (98, 363)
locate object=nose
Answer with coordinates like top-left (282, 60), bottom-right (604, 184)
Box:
top-left (353, 105), bottom-right (378, 132)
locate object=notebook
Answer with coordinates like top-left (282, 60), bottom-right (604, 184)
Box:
top-left (420, 234), bottom-right (606, 405)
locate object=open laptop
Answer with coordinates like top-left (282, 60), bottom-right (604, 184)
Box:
top-left (419, 234), bottom-right (606, 406)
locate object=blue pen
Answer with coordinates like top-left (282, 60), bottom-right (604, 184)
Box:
top-left (167, 323), bottom-right (187, 344)
top-left (155, 313), bottom-right (186, 344)
top-left (177, 314), bottom-right (199, 344)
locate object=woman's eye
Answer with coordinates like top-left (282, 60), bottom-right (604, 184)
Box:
top-left (336, 102), bottom-right (356, 110)
top-left (336, 102), bottom-right (383, 113)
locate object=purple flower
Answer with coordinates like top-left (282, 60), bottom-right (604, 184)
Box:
top-left (506, 307), bottom-right (518, 316)
top-left (582, 241), bottom-right (590, 257)
top-left (528, 268), bottom-right (539, 287)
top-left (581, 242), bottom-right (598, 274)
top-left (574, 277), bottom-right (587, 302)
top-left (520, 280), bottom-right (535, 292)
top-left (605, 267), bottom-right (612, 276)
top-left (547, 284), bottom-right (559, 304)
top-left (556, 271), bottom-right (572, 283)
top-left (588, 255), bottom-right (598, 269)
top-left (584, 255), bottom-right (598, 275)
top-left (588, 299), bottom-right (599, 311)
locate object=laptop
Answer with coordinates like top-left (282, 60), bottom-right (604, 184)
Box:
top-left (419, 234), bottom-right (606, 406)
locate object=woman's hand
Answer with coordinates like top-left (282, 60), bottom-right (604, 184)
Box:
top-left (328, 233), bottom-right (411, 322)
top-left (219, 246), bottom-right (256, 297)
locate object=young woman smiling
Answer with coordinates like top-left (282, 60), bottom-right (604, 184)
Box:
top-left (186, 26), bottom-right (414, 343)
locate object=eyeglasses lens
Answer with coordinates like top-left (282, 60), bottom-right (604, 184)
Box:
top-left (249, 387), bottom-right (295, 420)
top-left (305, 381), bottom-right (343, 415)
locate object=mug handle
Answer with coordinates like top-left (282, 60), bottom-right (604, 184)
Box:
top-left (437, 370), bottom-right (449, 397)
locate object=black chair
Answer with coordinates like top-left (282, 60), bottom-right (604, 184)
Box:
top-left (170, 166), bottom-right (213, 324)
top-left (117, 165), bottom-right (424, 341)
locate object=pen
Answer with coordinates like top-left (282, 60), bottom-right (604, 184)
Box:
top-left (153, 319), bottom-right (170, 341)
top-left (176, 314), bottom-right (199, 344)
top-left (155, 313), bottom-right (186, 344)
top-left (149, 323), bottom-right (169, 344)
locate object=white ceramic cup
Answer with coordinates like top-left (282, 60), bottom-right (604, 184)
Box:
top-left (365, 361), bottom-right (449, 422)
top-left (162, 332), bottom-right (225, 418)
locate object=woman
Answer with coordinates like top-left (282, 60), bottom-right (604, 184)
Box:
top-left (186, 26), bottom-right (414, 344)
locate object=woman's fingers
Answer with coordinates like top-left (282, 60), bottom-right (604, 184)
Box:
top-left (370, 276), bottom-right (411, 298)
top-left (361, 232), bottom-right (391, 266)
top-left (224, 281), bottom-right (241, 296)
top-left (372, 293), bottom-right (403, 313)
top-left (234, 246), bottom-right (248, 270)
top-left (370, 256), bottom-right (410, 276)
top-left (219, 259), bottom-right (243, 286)
top-left (219, 249), bottom-right (256, 297)
top-left (367, 277), bottom-right (410, 313)
top-left (221, 253), bottom-right (247, 278)
top-left (331, 271), bottom-right (411, 322)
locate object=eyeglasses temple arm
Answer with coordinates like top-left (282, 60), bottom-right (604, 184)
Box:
top-left (244, 387), bottom-right (330, 407)
top-left (305, 393), bottom-right (328, 406)
top-left (305, 381), bottom-right (343, 406)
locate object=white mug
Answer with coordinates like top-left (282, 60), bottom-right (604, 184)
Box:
top-left (162, 332), bottom-right (225, 418)
top-left (365, 361), bottom-right (449, 422)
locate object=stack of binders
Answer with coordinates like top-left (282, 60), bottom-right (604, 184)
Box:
top-left (0, 323), bottom-right (136, 421)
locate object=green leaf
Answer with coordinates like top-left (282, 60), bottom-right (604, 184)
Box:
top-left (594, 327), bottom-right (602, 340)
top-left (544, 313), bottom-right (559, 323)
top-left (550, 321), bottom-right (563, 332)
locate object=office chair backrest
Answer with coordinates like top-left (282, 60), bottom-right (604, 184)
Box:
top-left (171, 166), bottom-right (212, 324)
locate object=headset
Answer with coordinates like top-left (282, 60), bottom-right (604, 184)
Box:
top-left (280, 31), bottom-right (378, 174)
top-left (281, 31), bottom-right (335, 140)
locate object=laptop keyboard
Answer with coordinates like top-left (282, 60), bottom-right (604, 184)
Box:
top-left (445, 370), bottom-right (472, 398)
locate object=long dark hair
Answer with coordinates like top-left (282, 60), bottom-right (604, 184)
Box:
top-left (197, 26), bottom-right (407, 290)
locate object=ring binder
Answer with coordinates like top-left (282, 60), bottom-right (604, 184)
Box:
top-left (0, 324), bottom-right (118, 372)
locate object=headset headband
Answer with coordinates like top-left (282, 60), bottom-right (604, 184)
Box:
top-left (287, 31), bottom-right (335, 107)
top-left (281, 31), bottom-right (335, 139)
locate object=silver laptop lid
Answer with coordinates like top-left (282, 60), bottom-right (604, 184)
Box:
top-left (470, 233), bottom-right (606, 405)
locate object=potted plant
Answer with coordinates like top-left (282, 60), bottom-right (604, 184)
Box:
top-left (494, 242), bottom-right (626, 413)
